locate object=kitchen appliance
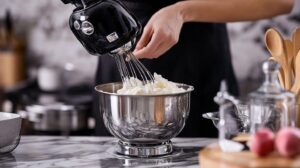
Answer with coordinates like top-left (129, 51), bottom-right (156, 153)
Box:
top-left (95, 82), bottom-right (193, 157)
top-left (62, 0), bottom-right (154, 85)
top-left (61, 0), bottom-right (182, 157)
top-left (0, 112), bottom-right (21, 154)
top-left (62, 0), bottom-right (141, 55)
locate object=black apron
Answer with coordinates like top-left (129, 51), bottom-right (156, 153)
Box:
top-left (93, 0), bottom-right (239, 137)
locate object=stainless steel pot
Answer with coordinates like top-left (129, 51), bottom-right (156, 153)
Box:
top-left (24, 103), bottom-right (88, 132)
top-left (95, 82), bottom-right (193, 157)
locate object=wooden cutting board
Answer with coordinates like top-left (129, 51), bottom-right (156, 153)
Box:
top-left (199, 143), bottom-right (300, 168)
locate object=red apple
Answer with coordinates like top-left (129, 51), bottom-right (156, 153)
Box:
top-left (275, 127), bottom-right (300, 157)
top-left (250, 128), bottom-right (275, 156)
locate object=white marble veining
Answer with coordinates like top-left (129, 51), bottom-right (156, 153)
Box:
top-left (0, 136), bottom-right (217, 168)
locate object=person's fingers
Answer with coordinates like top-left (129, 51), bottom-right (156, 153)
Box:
top-left (134, 30), bottom-right (162, 58)
top-left (152, 41), bottom-right (174, 58)
top-left (135, 30), bottom-right (178, 59)
top-left (135, 26), bottom-right (152, 50)
top-left (134, 40), bottom-right (162, 58)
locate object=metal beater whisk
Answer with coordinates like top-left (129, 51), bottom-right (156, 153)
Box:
top-left (112, 50), bottom-right (154, 86)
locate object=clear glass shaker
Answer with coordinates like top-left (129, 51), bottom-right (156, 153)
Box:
top-left (248, 60), bottom-right (296, 133)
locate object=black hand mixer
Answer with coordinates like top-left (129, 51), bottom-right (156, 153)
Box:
top-left (61, 0), bottom-right (154, 85)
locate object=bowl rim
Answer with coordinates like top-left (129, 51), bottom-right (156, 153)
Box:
top-left (0, 112), bottom-right (21, 121)
top-left (94, 82), bottom-right (194, 97)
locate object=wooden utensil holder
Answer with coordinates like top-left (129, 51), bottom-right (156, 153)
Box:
top-left (0, 50), bottom-right (25, 89)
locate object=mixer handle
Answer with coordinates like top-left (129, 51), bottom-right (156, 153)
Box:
top-left (61, 0), bottom-right (82, 8)
top-left (61, 0), bottom-right (99, 8)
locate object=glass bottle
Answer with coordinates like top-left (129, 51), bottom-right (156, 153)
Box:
top-left (248, 60), bottom-right (296, 133)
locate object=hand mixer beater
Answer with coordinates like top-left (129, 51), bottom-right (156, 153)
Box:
top-left (112, 49), bottom-right (154, 87)
top-left (61, 0), bottom-right (154, 86)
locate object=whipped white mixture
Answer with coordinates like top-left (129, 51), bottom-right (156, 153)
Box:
top-left (117, 73), bottom-right (186, 95)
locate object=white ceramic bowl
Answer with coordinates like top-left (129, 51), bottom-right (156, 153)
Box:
top-left (0, 112), bottom-right (22, 151)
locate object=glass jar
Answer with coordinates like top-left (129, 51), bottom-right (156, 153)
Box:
top-left (248, 60), bottom-right (296, 133)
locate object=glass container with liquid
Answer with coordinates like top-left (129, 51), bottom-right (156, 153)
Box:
top-left (248, 60), bottom-right (296, 133)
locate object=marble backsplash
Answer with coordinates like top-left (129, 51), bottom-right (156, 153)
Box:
top-left (0, 1), bottom-right (300, 96)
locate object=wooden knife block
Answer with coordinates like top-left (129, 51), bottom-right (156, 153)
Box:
top-left (0, 50), bottom-right (25, 89)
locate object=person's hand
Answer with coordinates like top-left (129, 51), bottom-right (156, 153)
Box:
top-left (133, 4), bottom-right (184, 59)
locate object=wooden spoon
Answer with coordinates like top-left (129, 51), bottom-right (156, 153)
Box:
top-left (284, 39), bottom-right (294, 89)
top-left (293, 28), bottom-right (300, 76)
top-left (265, 28), bottom-right (290, 89)
top-left (291, 50), bottom-right (300, 94)
top-left (293, 28), bottom-right (300, 57)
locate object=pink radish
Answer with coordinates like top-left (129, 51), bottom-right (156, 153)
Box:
top-left (250, 128), bottom-right (275, 156)
top-left (275, 127), bottom-right (300, 157)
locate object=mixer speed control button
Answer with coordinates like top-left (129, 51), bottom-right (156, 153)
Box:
top-left (74, 21), bottom-right (80, 30)
top-left (81, 21), bottom-right (94, 35)
top-left (106, 32), bottom-right (119, 43)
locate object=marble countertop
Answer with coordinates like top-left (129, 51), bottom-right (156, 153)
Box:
top-left (0, 136), bottom-right (217, 168)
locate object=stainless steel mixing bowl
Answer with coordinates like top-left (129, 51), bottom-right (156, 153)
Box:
top-left (95, 82), bottom-right (193, 156)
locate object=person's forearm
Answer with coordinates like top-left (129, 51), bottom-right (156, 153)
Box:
top-left (175, 0), bottom-right (294, 23)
